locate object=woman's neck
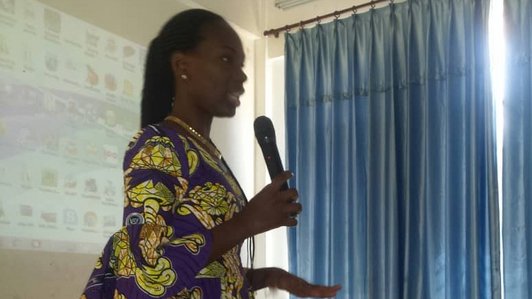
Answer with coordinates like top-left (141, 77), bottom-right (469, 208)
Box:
top-left (168, 107), bottom-right (213, 138)
top-left (164, 114), bottom-right (221, 159)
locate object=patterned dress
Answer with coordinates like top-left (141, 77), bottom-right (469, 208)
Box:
top-left (81, 124), bottom-right (253, 298)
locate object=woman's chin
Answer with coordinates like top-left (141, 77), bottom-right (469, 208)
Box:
top-left (215, 108), bottom-right (237, 118)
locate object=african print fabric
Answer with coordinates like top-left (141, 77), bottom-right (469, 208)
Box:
top-left (81, 124), bottom-right (252, 298)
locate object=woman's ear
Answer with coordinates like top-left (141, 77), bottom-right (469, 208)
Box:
top-left (170, 52), bottom-right (188, 78)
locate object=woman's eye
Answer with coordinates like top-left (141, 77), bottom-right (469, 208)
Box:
top-left (221, 56), bottom-right (231, 63)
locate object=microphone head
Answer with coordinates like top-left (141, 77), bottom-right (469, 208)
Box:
top-left (254, 116), bottom-right (276, 145)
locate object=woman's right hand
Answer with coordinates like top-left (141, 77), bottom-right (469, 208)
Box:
top-left (209, 171), bottom-right (301, 261)
top-left (240, 171), bottom-right (302, 236)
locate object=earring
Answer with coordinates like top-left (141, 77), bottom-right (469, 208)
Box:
top-left (180, 74), bottom-right (188, 80)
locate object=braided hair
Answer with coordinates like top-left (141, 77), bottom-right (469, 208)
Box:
top-left (140, 9), bottom-right (224, 128)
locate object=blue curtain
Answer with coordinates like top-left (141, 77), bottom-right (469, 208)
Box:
top-left (502, 0), bottom-right (532, 298)
top-left (284, 0), bottom-right (499, 298)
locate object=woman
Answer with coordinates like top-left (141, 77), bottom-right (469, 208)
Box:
top-left (81, 9), bottom-right (341, 298)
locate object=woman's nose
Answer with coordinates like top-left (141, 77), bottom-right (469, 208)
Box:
top-left (238, 68), bottom-right (247, 83)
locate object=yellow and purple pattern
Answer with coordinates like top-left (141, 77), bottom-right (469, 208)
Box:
top-left (81, 124), bottom-right (252, 298)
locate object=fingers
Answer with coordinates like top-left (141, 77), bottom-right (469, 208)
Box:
top-left (294, 283), bottom-right (342, 298)
top-left (256, 170), bottom-right (304, 229)
top-left (285, 202), bottom-right (302, 215)
top-left (279, 273), bottom-right (342, 298)
top-left (307, 284), bottom-right (342, 297)
top-left (285, 217), bottom-right (298, 226)
top-left (284, 190), bottom-right (301, 223)
top-left (284, 188), bottom-right (299, 202)
top-left (269, 171), bottom-right (298, 202)
top-left (271, 171), bottom-right (293, 190)
top-left (282, 202), bottom-right (301, 226)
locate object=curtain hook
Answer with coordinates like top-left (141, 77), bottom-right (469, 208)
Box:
top-left (333, 11), bottom-right (340, 20)
top-left (316, 16), bottom-right (321, 24)
top-left (299, 21), bottom-right (304, 30)
top-left (351, 5), bottom-right (358, 15)
top-left (371, 1), bottom-right (376, 9)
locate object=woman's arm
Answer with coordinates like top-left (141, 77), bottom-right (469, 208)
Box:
top-left (208, 171), bottom-right (301, 262)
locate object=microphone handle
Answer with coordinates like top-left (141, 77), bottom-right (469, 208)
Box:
top-left (262, 143), bottom-right (289, 191)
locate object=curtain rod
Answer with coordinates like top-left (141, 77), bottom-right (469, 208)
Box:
top-left (263, 0), bottom-right (392, 37)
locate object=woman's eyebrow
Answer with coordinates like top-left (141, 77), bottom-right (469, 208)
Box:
top-left (221, 45), bottom-right (237, 52)
top-left (220, 45), bottom-right (246, 61)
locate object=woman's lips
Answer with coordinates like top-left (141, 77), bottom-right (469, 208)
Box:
top-left (228, 91), bottom-right (243, 107)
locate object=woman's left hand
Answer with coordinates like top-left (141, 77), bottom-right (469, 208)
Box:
top-left (270, 268), bottom-right (342, 298)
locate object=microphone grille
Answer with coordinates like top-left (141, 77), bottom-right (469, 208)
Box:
top-left (254, 116), bottom-right (276, 144)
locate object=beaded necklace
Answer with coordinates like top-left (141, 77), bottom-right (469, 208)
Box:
top-left (164, 115), bottom-right (222, 160)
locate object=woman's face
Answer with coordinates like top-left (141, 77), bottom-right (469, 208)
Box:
top-left (182, 21), bottom-right (247, 118)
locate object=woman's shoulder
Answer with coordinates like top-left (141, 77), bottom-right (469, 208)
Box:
top-left (123, 124), bottom-right (192, 163)
top-left (123, 124), bottom-right (191, 174)
top-left (126, 124), bottom-right (186, 150)
top-left (126, 125), bottom-right (154, 149)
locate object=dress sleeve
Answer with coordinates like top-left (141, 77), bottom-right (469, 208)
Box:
top-left (81, 127), bottom-right (213, 298)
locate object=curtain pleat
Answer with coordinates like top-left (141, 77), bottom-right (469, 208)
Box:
top-left (285, 0), bottom-right (499, 298)
top-left (502, 0), bottom-right (532, 298)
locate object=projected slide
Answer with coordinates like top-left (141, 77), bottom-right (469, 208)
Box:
top-left (0, 0), bottom-right (145, 253)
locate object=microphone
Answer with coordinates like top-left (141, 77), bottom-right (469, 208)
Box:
top-left (254, 116), bottom-right (289, 191)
